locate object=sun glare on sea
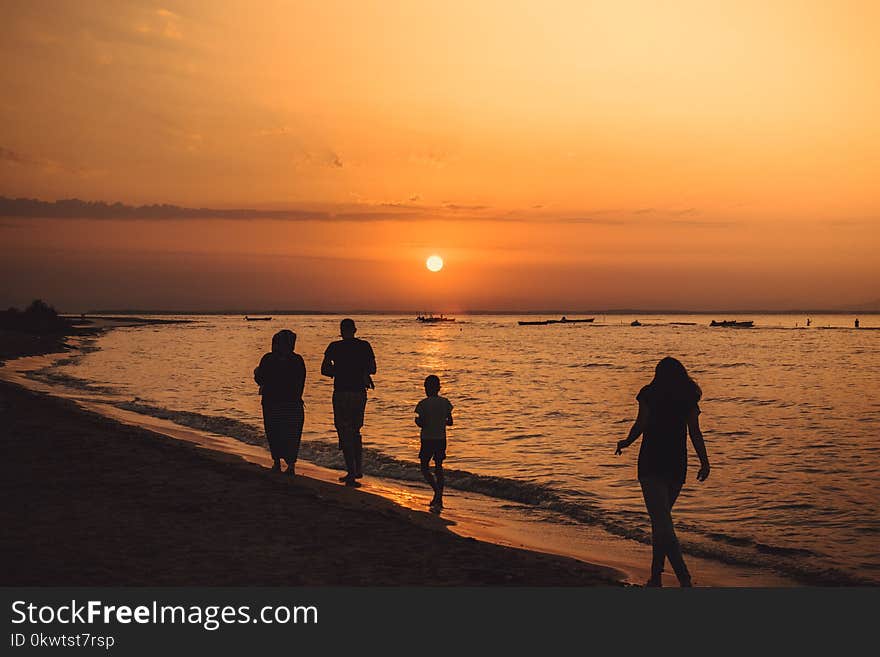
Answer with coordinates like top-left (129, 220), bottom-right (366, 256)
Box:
top-left (426, 255), bottom-right (444, 272)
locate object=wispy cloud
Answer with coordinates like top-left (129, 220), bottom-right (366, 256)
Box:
top-left (554, 216), bottom-right (628, 225)
top-left (0, 147), bottom-right (100, 177)
top-left (825, 218), bottom-right (877, 227)
top-left (330, 211), bottom-right (424, 222)
top-left (253, 127), bottom-right (344, 168)
top-left (0, 197), bottom-right (324, 221)
top-left (633, 207), bottom-right (697, 216)
top-left (0, 196), bottom-right (731, 228)
top-left (132, 7), bottom-right (184, 42)
top-left (444, 203), bottom-right (489, 211)
top-left (254, 126), bottom-right (293, 138)
top-left (0, 147), bottom-right (32, 166)
top-left (302, 151), bottom-right (343, 168)
top-left (409, 151), bottom-right (448, 167)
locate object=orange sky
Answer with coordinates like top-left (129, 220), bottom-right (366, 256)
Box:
top-left (1, 1), bottom-right (878, 310)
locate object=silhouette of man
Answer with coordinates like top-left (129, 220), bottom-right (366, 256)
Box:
top-left (322, 318), bottom-right (376, 486)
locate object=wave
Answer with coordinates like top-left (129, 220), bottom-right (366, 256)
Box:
top-left (708, 396), bottom-right (786, 408)
top-left (26, 368), bottom-right (119, 396)
top-left (504, 433), bottom-right (544, 441)
top-left (697, 530), bottom-right (816, 556)
top-left (101, 399), bottom-right (874, 586)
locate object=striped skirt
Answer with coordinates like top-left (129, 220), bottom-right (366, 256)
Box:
top-left (262, 399), bottom-right (305, 463)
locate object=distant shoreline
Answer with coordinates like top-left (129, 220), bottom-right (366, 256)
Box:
top-left (78, 309), bottom-right (880, 316)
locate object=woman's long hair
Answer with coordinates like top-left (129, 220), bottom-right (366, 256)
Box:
top-left (271, 329), bottom-right (297, 356)
top-left (651, 356), bottom-right (702, 403)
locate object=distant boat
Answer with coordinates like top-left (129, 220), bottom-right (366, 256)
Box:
top-left (631, 320), bottom-right (642, 326)
top-left (518, 316), bottom-right (595, 326)
top-left (709, 320), bottom-right (754, 328)
top-left (417, 313), bottom-right (455, 323)
top-left (245, 316), bottom-right (272, 321)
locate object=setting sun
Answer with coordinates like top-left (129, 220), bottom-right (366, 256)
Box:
top-left (426, 255), bottom-right (444, 272)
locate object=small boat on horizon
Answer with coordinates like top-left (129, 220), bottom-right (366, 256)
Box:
top-left (245, 315), bottom-right (272, 321)
top-left (518, 316), bottom-right (595, 326)
top-left (417, 313), bottom-right (455, 323)
top-left (710, 320), bottom-right (754, 328)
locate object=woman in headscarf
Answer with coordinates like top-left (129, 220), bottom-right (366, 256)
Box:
top-left (615, 356), bottom-right (711, 587)
top-left (254, 329), bottom-right (306, 475)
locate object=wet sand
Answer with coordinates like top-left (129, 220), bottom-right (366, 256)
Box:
top-left (0, 378), bottom-right (621, 586)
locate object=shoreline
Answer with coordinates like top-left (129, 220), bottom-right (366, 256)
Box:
top-left (0, 321), bottom-right (808, 587)
top-left (0, 323), bottom-right (627, 586)
top-left (0, 377), bottom-right (622, 586)
top-left (0, 316), bottom-right (191, 367)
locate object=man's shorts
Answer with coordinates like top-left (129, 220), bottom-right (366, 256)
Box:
top-left (333, 389), bottom-right (367, 448)
top-left (419, 439), bottom-right (447, 463)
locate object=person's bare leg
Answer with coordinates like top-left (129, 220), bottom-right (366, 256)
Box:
top-left (354, 432), bottom-right (364, 479)
top-left (433, 461), bottom-right (445, 507)
top-left (341, 445), bottom-right (359, 485)
top-left (336, 424), bottom-right (356, 482)
top-left (664, 480), bottom-right (691, 586)
top-left (420, 457), bottom-right (438, 503)
top-left (640, 478), bottom-right (668, 586)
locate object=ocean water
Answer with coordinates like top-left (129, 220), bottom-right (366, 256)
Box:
top-left (31, 313), bottom-right (880, 584)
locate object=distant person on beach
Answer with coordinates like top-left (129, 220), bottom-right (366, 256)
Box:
top-left (415, 375), bottom-right (454, 509)
top-left (615, 356), bottom-right (711, 587)
top-left (254, 329), bottom-right (306, 476)
top-left (321, 318), bottom-right (376, 486)
top-left (855, 318), bottom-right (860, 328)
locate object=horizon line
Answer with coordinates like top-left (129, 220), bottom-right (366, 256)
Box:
top-left (77, 308), bottom-right (878, 316)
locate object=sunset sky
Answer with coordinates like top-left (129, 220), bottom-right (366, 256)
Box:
top-left (1, 0), bottom-right (878, 310)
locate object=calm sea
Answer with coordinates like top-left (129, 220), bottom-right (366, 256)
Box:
top-left (31, 313), bottom-right (880, 584)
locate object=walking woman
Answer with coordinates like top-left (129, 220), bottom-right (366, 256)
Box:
top-left (254, 330), bottom-right (306, 476)
top-left (615, 357), bottom-right (711, 587)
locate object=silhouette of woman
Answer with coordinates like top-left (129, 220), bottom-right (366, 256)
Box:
top-left (615, 357), bottom-right (711, 587)
top-left (254, 330), bottom-right (306, 475)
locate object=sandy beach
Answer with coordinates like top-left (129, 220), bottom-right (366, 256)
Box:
top-left (0, 370), bottom-right (621, 586)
